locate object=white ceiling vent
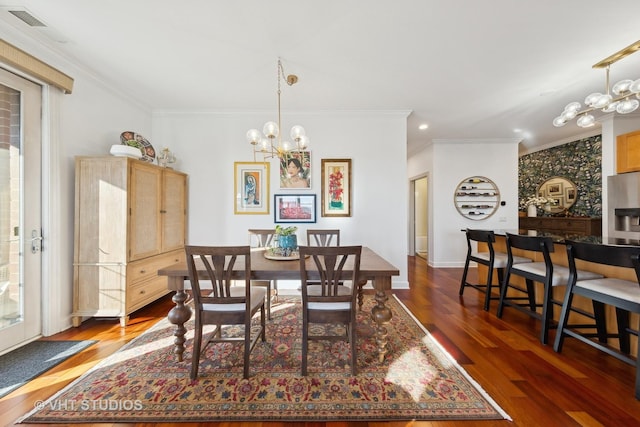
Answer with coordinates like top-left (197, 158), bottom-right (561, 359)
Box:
top-left (8, 9), bottom-right (46, 27)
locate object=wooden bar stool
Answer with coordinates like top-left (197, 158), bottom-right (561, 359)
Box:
top-left (554, 240), bottom-right (640, 399)
top-left (496, 232), bottom-right (603, 344)
top-left (459, 229), bottom-right (532, 311)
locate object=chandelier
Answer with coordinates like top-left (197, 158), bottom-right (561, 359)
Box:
top-left (246, 58), bottom-right (309, 160)
top-left (553, 40), bottom-right (640, 128)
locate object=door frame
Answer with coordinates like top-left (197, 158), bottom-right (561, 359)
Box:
top-left (408, 172), bottom-right (429, 260)
top-left (0, 64), bottom-right (60, 342)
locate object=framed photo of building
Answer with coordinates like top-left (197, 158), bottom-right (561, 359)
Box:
top-left (234, 162), bottom-right (269, 214)
top-left (274, 194), bottom-right (316, 223)
top-left (321, 158), bottom-right (352, 217)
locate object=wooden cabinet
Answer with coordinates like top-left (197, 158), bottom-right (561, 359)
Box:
top-left (519, 216), bottom-right (602, 236)
top-left (72, 157), bottom-right (187, 326)
top-left (616, 129), bottom-right (640, 173)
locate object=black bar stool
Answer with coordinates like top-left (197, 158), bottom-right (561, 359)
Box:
top-left (554, 240), bottom-right (640, 399)
top-left (496, 232), bottom-right (603, 344)
top-left (459, 229), bottom-right (532, 311)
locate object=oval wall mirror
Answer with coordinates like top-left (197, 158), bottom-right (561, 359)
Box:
top-left (537, 176), bottom-right (577, 213)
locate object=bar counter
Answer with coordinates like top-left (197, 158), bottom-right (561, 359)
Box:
top-left (474, 228), bottom-right (639, 355)
top-left (494, 228), bottom-right (640, 247)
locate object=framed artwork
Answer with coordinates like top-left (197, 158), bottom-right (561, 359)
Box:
top-left (321, 158), bottom-right (352, 217)
top-left (274, 194), bottom-right (316, 223)
top-left (547, 182), bottom-right (563, 195)
top-left (234, 162), bottom-right (270, 215)
top-left (566, 187), bottom-right (576, 201)
top-left (280, 151), bottom-right (311, 189)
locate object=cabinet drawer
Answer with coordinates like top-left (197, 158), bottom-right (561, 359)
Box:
top-left (127, 275), bottom-right (170, 312)
top-left (555, 220), bottom-right (584, 231)
top-left (128, 250), bottom-right (184, 283)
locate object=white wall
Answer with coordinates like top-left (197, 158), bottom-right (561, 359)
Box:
top-left (408, 138), bottom-right (521, 268)
top-left (152, 111), bottom-right (410, 289)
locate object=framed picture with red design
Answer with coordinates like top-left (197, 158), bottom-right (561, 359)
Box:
top-left (274, 194), bottom-right (316, 223)
top-left (321, 158), bottom-right (352, 217)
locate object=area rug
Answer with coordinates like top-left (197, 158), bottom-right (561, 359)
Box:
top-left (19, 295), bottom-right (509, 423)
top-left (1, 340), bottom-right (96, 399)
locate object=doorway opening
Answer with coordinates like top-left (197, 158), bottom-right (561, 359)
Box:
top-left (411, 175), bottom-right (428, 260)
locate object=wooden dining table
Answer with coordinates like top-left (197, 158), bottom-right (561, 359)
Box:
top-left (158, 246), bottom-right (400, 363)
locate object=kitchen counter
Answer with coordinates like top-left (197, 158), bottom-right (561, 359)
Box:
top-left (489, 229), bottom-right (640, 246)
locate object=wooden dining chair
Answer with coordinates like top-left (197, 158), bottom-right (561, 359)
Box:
top-left (306, 229), bottom-right (341, 246)
top-left (298, 245), bottom-right (362, 376)
top-left (185, 245), bottom-right (266, 379)
top-left (306, 229), bottom-right (366, 311)
top-left (554, 240), bottom-right (640, 399)
top-left (248, 229), bottom-right (278, 319)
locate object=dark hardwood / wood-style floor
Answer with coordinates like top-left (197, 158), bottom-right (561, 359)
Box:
top-left (3, 256), bottom-right (639, 426)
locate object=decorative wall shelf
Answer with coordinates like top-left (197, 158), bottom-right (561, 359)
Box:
top-left (454, 176), bottom-right (500, 220)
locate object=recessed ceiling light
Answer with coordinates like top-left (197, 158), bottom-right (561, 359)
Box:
top-left (418, 124), bottom-right (428, 130)
top-left (513, 128), bottom-right (522, 133)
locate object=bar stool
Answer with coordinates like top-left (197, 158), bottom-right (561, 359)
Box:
top-left (554, 240), bottom-right (640, 399)
top-left (496, 232), bottom-right (603, 344)
top-left (459, 229), bottom-right (533, 311)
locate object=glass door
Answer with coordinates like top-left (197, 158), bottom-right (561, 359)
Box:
top-left (0, 68), bottom-right (42, 352)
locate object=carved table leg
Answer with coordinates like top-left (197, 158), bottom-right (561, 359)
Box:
top-left (167, 289), bottom-right (192, 362)
top-left (370, 277), bottom-right (392, 363)
top-left (357, 279), bottom-right (367, 311)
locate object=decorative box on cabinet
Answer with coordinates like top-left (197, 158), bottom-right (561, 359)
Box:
top-left (72, 156), bottom-right (188, 326)
top-left (616, 129), bottom-right (640, 174)
top-left (519, 216), bottom-right (602, 236)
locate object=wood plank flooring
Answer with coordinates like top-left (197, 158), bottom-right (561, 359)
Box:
top-left (2, 256), bottom-right (639, 426)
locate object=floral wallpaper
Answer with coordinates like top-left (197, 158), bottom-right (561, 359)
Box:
top-left (518, 135), bottom-right (602, 217)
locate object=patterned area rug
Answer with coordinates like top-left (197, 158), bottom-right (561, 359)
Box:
top-left (20, 295), bottom-right (509, 423)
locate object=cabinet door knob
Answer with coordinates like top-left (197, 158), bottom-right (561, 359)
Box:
top-left (160, 210), bottom-right (167, 213)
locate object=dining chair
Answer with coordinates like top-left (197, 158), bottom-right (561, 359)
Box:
top-left (554, 240), bottom-right (640, 399)
top-left (298, 245), bottom-right (362, 376)
top-left (459, 229), bottom-right (532, 311)
top-left (306, 229), bottom-right (366, 311)
top-left (248, 229), bottom-right (278, 319)
top-left (306, 229), bottom-right (341, 246)
top-left (496, 233), bottom-right (602, 344)
top-left (185, 245), bottom-right (266, 379)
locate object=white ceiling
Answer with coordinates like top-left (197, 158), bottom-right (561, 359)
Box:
top-left (1, 0), bottom-right (640, 155)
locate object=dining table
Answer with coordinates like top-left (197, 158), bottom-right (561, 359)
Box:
top-left (158, 246), bottom-right (400, 363)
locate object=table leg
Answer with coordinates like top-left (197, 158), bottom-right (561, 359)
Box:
top-left (370, 277), bottom-right (392, 363)
top-left (167, 288), bottom-right (192, 362)
top-left (357, 279), bottom-right (367, 311)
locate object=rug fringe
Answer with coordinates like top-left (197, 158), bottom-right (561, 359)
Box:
top-left (390, 294), bottom-right (512, 422)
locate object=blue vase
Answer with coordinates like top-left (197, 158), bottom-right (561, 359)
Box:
top-left (278, 235), bottom-right (297, 257)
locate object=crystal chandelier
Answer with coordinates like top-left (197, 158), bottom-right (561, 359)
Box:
top-left (246, 58), bottom-right (309, 160)
top-left (553, 40), bottom-right (640, 128)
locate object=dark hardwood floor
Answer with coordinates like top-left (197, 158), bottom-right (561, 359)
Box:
top-left (2, 256), bottom-right (639, 426)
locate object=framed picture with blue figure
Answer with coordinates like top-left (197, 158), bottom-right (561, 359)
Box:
top-left (234, 161), bottom-right (270, 214)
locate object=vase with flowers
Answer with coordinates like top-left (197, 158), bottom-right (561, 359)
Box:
top-left (521, 196), bottom-right (557, 217)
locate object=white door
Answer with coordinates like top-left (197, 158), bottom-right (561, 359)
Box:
top-left (0, 68), bottom-right (42, 353)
